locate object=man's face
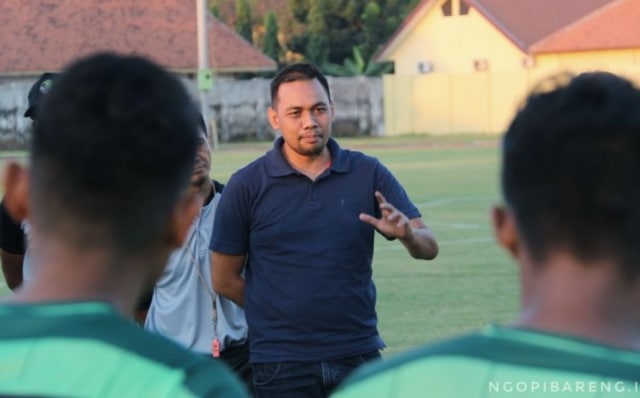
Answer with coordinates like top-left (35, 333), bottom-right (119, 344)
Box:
top-left (268, 78), bottom-right (334, 157)
top-left (191, 130), bottom-right (211, 187)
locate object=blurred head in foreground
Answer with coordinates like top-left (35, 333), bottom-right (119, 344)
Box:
top-left (496, 71), bottom-right (640, 293)
top-left (3, 52), bottom-right (202, 308)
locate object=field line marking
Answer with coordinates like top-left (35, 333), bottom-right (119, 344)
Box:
top-left (437, 237), bottom-right (494, 246)
top-left (416, 196), bottom-right (498, 208)
top-left (428, 222), bottom-right (484, 229)
top-left (374, 236), bottom-right (492, 252)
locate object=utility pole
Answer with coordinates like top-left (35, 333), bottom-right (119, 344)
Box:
top-left (196, 0), bottom-right (217, 149)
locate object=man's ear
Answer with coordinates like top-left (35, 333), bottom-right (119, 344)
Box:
top-left (267, 107), bottom-right (280, 130)
top-left (330, 101), bottom-right (336, 122)
top-left (166, 190), bottom-right (203, 248)
top-left (3, 161), bottom-right (29, 222)
top-left (492, 205), bottom-right (520, 260)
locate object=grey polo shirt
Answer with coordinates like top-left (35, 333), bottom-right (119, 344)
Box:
top-left (145, 189), bottom-right (248, 354)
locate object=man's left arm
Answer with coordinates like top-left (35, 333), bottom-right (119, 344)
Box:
top-left (399, 217), bottom-right (438, 260)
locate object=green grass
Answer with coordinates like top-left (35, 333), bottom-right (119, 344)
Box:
top-left (0, 134), bottom-right (519, 356)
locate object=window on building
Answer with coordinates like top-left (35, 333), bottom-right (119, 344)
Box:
top-left (441, 0), bottom-right (452, 16)
top-left (442, 0), bottom-right (469, 17)
top-left (460, 1), bottom-right (470, 15)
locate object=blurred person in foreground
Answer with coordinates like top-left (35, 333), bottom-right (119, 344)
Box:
top-left (332, 71), bottom-right (640, 397)
top-left (0, 72), bottom-right (57, 290)
top-left (143, 114), bottom-right (252, 392)
top-left (210, 62), bottom-right (438, 398)
top-left (0, 52), bottom-right (248, 397)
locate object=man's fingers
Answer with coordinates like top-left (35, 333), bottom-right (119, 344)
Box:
top-left (359, 213), bottom-right (378, 226)
top-left (375, 191), bottom-right (387, 205)
top-left (386, 211), bottom-right (408, 227)
top-left (379, 202), bottom-right (395, 212)
top-left (396, 217), bottom-right (409, 229)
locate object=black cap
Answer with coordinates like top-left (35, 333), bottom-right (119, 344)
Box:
top-left (24, 72), bottom-right (58, 119)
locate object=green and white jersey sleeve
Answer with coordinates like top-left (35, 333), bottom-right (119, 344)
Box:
top-left (0, 302), bottom-right (248, 398)
top-left (333, 325), bottom-right (640, 397)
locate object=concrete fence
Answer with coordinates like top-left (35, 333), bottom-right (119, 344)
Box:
top-left (0, 75), bottom-right (384, 149)
top-left (0, 77), bottom-right (37, 149)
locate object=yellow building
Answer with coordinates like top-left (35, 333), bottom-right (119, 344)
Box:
top-left (376, 0), bottom-right (640, 135)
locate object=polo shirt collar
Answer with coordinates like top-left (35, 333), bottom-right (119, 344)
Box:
top-left (266, 137), bottom-right (350, 177)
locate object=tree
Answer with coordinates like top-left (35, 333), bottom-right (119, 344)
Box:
top-left (235, 0), bottom-right (253, 43)
top-left (306, 1), bottom-right (329, 65)
top-left (323, 46), bottom-right (393, 76)
top-left (288, 0), bottom-right (310, 22)
top-left (209, 0), bottom-right (220, 17)
top-left (212, 0), bottom-right (421, 68)
top-left (284, 0), bottom-right (419, 67)
top-left (361, 1), bottom-right (383, 62)
top-left (262, 11), bottom-right (280, 62)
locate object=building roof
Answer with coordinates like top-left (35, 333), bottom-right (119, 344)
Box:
top-left (0, 0), bottom-right (276, 75)
top-left (375, 0), bottom-right (630, 61)
top-left (530, 0), bottom-right (640, 54)
top-left (465, 0), bottom-right (611, 52)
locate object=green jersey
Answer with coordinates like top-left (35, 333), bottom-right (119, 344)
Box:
top-left (0, 301), bottom-right (248, 397)
top-left (333, 325), bottom-right (640, 397)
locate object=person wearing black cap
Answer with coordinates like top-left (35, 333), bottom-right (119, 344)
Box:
top-left (23, 73), bottom-right (57, 119)
top-left (0, 72), bottom-right (57, 290)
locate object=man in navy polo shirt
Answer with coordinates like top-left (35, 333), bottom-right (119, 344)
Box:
top-left (210, 62), bottom-right (439, 397)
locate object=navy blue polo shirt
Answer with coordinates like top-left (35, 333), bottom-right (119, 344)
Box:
top-left (210, 137), bottom-right (420, 363)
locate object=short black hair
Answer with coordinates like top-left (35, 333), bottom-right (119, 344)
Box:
top-left (197, 113), bottom-right (208, 136)
top-left (31, 52), bottom-right (199, 253)
top-left (502, 71), bottom-right (640, 278)
top-left (270, 62), bottom-right (331, 106)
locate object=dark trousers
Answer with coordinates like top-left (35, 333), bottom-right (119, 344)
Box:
top-left (251, 351), bottom-right (381, 398)
top-left (208, 341), bottom-right (253, 395)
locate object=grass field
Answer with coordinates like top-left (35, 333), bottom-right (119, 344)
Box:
top-left (0, 134), bottom-right (519, 357)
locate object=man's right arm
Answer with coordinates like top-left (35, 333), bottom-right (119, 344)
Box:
top-left (0, 200), bottom-right (26, 290)
top-left (1, 250), bottom-right (24, 290)
top-left (211, 252), bottom-right (246, 307)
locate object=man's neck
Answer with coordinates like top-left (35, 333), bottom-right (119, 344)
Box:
top-left (281, 146), bottom-right (331, 181)
top-left (9, 233), bottom-right (168, 317)
top-left (516, 255), bottom-right (640, 350)
top-left (199, 179), bottom-right (215, 205)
